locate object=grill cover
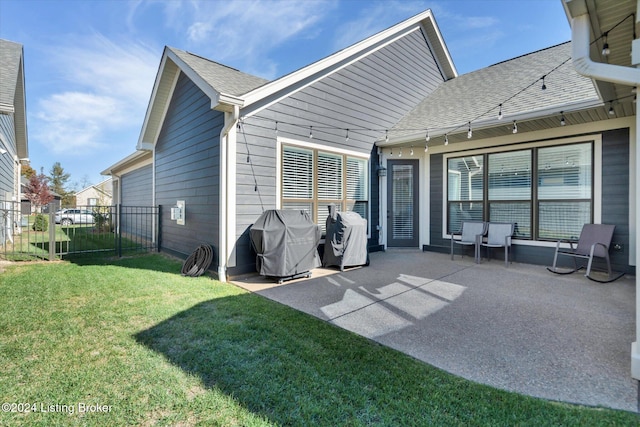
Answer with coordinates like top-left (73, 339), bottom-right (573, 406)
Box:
top-left (250, 209), bottom-right (321, 278)
top-left (323, 205), bottom-right (368, 270)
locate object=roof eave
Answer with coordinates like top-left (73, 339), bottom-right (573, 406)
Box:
top-left (378, 98), bottom-right (603, 146)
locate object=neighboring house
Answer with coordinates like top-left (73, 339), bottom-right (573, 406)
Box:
top-left (1, 39), bottom-right (29, 243)
top-left (102, 7), bottom-right (637, 288)
top-left (75, 178), bottom-right (113, 206)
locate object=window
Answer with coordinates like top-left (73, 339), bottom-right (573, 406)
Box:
top-left (282, 144), bottom-right (368, 229)
top-left (446, 142), bottom-right (592, 241)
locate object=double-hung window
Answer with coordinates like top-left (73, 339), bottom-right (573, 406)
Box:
top-left (281, 144), bottom-right (368, 229)
top-left (447, 141), bottom-right (592, 241)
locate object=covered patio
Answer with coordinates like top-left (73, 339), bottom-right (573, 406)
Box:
top-left (234, 249), bottom-right (636, 412)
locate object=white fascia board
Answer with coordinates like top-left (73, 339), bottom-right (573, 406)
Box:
top-left (378, 98), bottom-right (604, 147)
top-left (241, 9), bottom-right (443, 113)
top-left (100, 150), bottom-right (152, 176)
top-left (136, 51), bottom-right (172, 149)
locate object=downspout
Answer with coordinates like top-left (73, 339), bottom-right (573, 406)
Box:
top-left (570, 11), bottom-right (640, 379)
top-left (218, 105), bottom-right (240, 282)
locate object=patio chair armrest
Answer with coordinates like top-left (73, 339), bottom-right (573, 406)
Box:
top-left (589, 242), bottom-right (609, 257)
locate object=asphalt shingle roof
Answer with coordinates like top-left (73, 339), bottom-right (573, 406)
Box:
top-left (0, 39), bottom-right (22, 111)
top-left (391, 42), bottom-right (599, 139)
top-left (169, 47), bottom-right (269, 97)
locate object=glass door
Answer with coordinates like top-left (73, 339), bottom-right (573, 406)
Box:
top-left (387, 160), bottom-right (419, 247)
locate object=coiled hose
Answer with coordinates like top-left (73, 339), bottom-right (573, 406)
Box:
top-left (181, 244), bottom-right (214, 277)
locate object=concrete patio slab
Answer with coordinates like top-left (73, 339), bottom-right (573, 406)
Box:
top-left (232, 249), bottom-right (637, 412)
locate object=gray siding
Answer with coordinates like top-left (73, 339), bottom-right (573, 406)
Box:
top-left (120, 164), bottom-right (153, 241)
top-left (232, 28), bottom-right (445, 275)
top-left (121, 164), bottom-right (152, 206)
top-left (0, 114), bottom-right (15, 200)
top-left (601, 128), bottom-right (630, 272)
top-left (155, 72), bottom-right (222, 266)
top-left (424, 128), bottom-right (634, 273)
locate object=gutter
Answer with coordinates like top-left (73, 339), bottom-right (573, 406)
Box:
top-left (571, 13), bottom-right (640, 85)
top-left (218, 104), bottom-right (240, 282)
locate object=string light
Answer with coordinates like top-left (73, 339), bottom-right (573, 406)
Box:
top-left (398, 148), bottom-right (402, 157)
top-left (541, 75), bottom-right (547, 90)
top-left (467, 122), bottom-right (472, 139)
top-left (498, 104), bottom-right (503, 120)
top-left (410, 146), bottom-right (414, 156)
top-left (444, 134), bottom-right (448, 145)
top-left (309, 126), bottom-right (313, 139)
top-left (425, 129), bottom-right (430, 142)
top-left (602, 32), bottom-right (610, 56)
top-left (512, 120), bottom-right (518, 134)
top-left (560, 111), bottom-right (566, 126)
top-left (424, 142), bottom-right (428, 152)
top-left (385, 130), bottom-right (389, 143)
top-left (275, 121), bottom-right (278, 135)
top-left (608, 102), bottom-right (615, 115)
top-left (346, 128), bottom-right (350, 141)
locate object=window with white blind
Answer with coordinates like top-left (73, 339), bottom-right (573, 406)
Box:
top-left (446, 142), bottom-right (592, 241)
top-left (281, 144), bottom-right (368, 229)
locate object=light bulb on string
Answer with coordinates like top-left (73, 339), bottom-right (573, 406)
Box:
top-left (410, 146), bottom-right (414, 156)
top-left (424, 142), bottom-right (428, 152)
top-left (425, 129), bottom-right (430, 142)
top-left (398, 148), bottom-right (402, 157)
top-left (602, 33), bottom-right (610, 56)
top-left (345, 128), bottom-right (349, 142)
top-left (498, 104), bottom-right (503, 120)
top-left (444, 134), bottom-right (449, 145)
top-left (467, 122), bottom-right (472, 139)
top-left (541, 75), bottom-right (547, 90)
top-left (275, 121), bottom-right (278, 136)
top-left (385, 130), bottom-right (389, 143)
top-left (512, 120), bottom-right (518, 134)
top-left (608, 102), bottom-right (615, 115)
top-left (309, 126), bottom-right (313, 139)
top-left (560, 112), bottom-right (566, 126)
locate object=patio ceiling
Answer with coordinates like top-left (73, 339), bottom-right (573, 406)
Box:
top-left (566, 0), bottom-right (638, 111)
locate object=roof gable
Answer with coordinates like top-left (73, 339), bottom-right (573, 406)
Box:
top-left (137, 9), bottom-right (456, 148)
top-left (242, 9), bottom-right (456, 114)
top-left (0, 38), bottom-right (28, 159)
top-left (137, 47), bottom-right (268, 148)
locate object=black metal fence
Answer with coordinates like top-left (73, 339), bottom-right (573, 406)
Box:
top-left (0, 202), bottom-right (159, 261)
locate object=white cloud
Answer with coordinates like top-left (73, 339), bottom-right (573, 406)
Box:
top-left (150, 0), bottom-right (337, 78)
top-left (332, 0), bottom-right (427, 51)
top-left (33, 33), bottom-right (158, 155)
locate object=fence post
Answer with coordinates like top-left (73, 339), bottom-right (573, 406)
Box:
top-left (117, 204), bottom-right (122, 257)
top-left (48, 203), bottom-right (55, 261)
top-left (156, 205), bottom-right (161, 252)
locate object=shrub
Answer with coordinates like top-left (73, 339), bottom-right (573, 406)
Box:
top-left (32, 214), bottom-right (48, 232)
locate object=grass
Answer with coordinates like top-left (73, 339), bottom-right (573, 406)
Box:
top-left (0, 254), bottom-right (637, 426)
top-left (3, 222), bottom-right (142, 261)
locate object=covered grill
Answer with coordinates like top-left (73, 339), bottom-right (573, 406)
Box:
top-left (323, 205), bottom-right (369, 271)
top-left (250, 209), bottom-right (321, 283)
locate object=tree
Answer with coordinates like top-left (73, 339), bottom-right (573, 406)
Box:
top-left (24, 172), bottom-right (54, 213)
top-left (21, 163), bottom-right (36, 179)
top-left (49, 162), bottom-right (74, 208)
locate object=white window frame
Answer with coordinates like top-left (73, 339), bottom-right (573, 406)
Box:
top-left (277, 137), bottom-right (371, 237)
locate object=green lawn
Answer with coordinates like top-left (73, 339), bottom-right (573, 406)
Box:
top-left (0, 254), bottom-right (636, 426)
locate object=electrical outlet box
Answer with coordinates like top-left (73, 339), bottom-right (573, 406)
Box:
top-left (171, 200), bottom-right (185, 225)
top-left (613, 242), bottom-right (623, 251)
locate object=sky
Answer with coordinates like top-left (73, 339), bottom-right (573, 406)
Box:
top-left (0, 0), bottom-right (571, 190)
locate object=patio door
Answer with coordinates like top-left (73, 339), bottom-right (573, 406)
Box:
top-left (387, 160), bottom-right (419, 247)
